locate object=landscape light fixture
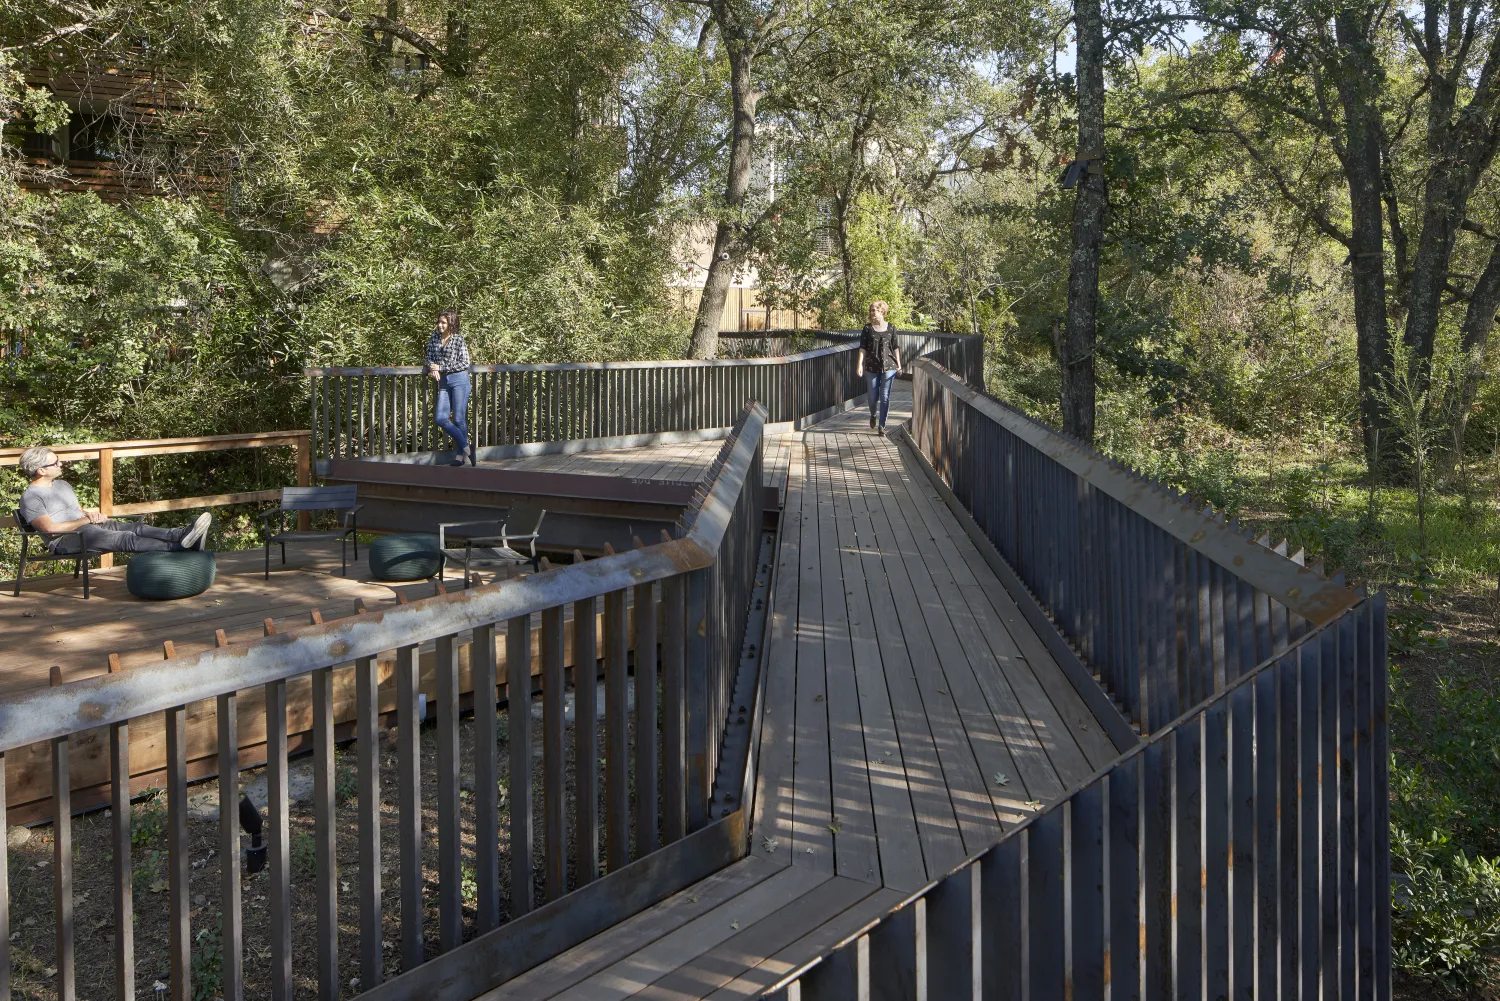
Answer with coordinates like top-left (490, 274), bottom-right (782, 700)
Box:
top-left (239, 793), bottom-right (267, 873)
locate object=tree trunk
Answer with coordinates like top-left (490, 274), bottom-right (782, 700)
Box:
top-left (835, 190), bottom-right (856, 317)
top-left (1442, 237), bottom-right (1500, 447)
top-left (688, 38), bottom-right (758, 359)
top-left (1333, 11), bottom-right (1395, 470)
top-left (1060, 0), bottom-right (1105, 444)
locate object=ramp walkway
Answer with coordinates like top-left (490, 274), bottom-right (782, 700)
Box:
top-left (481, 385), bottom-right (1118, 999)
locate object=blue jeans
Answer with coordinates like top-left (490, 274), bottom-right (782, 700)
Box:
top-left (866, 370), bottom-right (897, 427)
top-left (434, 371), bottom-right (471, 455)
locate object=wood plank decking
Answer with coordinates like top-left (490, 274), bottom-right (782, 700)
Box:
top-left (496, 383), bottom-right (1119, 999)
top-left (478, 437), bottom-right (794, 496)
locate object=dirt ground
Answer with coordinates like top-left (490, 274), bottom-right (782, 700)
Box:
top-left (5, 695), bottom-right (638, 1000)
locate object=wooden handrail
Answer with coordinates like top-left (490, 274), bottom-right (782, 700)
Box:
top-left (0, 430), bottom-right (311, 465)
top-left (3, 431), bottom-right (315, 554)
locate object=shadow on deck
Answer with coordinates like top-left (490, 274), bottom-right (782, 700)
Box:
top-left (485, 383), bottom-right (1124, 999)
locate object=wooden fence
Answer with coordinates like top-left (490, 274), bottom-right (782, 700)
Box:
top-left (1, 431), bottom-right (314, 566)
top-left (762, 360), bottom-right (1390, 997)
top-left (0, 404), bottom-right (768, 1001)
top-left (304, 332), bottom-right (983, 466)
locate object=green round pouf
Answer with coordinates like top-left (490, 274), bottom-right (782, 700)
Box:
top-left (369, 533), bottom-right (442, 582)
top-left (126, 550), bottom-right (217, 601)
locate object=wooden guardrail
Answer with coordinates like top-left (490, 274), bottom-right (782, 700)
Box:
top-left (0, 431), bottom-right (314, 565)
top-left (0, 403), bottom-right (769, 1001)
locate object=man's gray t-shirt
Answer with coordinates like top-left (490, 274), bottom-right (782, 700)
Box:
top-left (19, 480), bottom-right (86, 532)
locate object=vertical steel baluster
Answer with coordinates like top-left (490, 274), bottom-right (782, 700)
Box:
top-left (217, 688), bottom-right (242, 1001)
top-left (397, 643), bottom-right (423, 968)
top-left (312, 666), bottom-right (338, 1000)
top-left (473, 624), bottom-right (500, 933)
top-left (634, 580), bottom-right (659, 857)
top-left (542, 605), bottom-right (567, 900)
top-left (574, 593), bottom-right (599, 884)
top-left (605, 589), bottom-right (630, 871)
top-left (508, 614), bottom-right (534, 915)
top-left (356, 655), bottom-right (383, 988)
top-left (266, 678), bottom-right (292, 1000)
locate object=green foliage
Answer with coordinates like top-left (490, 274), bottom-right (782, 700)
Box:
top-left (131, 789), bottom-right (168, 847)
top-left (837, 192), bottom-right (913, 326)
top-left (291, 830), bottom-right (318, 879)
top-left (192, 922), bottom-right (224, 1000)
top-left (1391, 827), bottom-right (1500, 988)
top-left (335, 753), bottom-right (359, 806)
top-left (1390, 660), bottom-right (1500, 986)
top-left (1388, 555), bottom-right (1447, 656)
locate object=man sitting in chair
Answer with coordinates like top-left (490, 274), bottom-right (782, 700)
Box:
top-left (17, 447), bottom-right (211, 554)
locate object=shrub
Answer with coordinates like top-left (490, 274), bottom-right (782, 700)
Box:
top-left (1391, 826), bottom-right (1500, 988)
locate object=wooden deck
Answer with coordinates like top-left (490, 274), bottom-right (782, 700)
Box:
top-left (484, 384), bottom-right (1119, 999)
top-left (479, 437), bottom-right (794, 496)
top-left (0, 546), bottom-right (433, 689)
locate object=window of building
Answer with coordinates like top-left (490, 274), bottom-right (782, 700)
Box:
top-left (67, 111), bottom-right (120, 162)
top-left (7, 120), bottom-right (59, 159)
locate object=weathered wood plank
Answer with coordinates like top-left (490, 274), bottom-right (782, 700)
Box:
top-left (810, 435), bottom-right (881, 885)
top-left (845, 436), bottom-right (1003, 852)
top-left (827, 436), bottom-right (925, 892)
top-left (790, 439), bottom-right (835, 874)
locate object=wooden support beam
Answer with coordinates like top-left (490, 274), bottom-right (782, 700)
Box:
top-left (98, 448), bottom-right (114, 570)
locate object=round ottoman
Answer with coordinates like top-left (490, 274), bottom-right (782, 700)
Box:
top-left (127, 550), bottom-right (217, 600)
top-left (369, 533), bottom-right (442, 582)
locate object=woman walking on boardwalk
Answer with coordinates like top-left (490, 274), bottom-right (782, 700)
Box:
top-left (857, 300), bottom-right (901, 435)
top-left (426, 309), bottom-right (475, 466)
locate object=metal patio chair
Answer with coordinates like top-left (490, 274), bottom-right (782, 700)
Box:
top-left (12, 508), bottom-right (146, 599)
top-left (260, 485), bottom-right (362, 579)
top-left (438, 501), bottom-right (547, 587)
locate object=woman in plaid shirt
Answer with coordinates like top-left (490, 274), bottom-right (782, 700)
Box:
top-left (425, 309), bottom-right (475, 465)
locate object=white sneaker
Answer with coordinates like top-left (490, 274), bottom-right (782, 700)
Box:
top-left (181, 512), bottom-right (212, 550)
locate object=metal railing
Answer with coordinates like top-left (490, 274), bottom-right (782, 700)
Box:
top-left (0, 403), bottom-right (768, 1001)
top-left (767, 359), bottom-right (1389, 998)
top-left (773, 596), bottom-right (1390, 999)
top-left (305, 332), bottom-right (983, 465)
top-left (909, 359), bottom-right (1362, 733)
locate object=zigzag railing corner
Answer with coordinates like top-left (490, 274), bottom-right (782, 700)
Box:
top-left (0, 397), bottom-right (773, 1001)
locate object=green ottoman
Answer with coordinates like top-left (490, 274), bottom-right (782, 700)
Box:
top-left (126, 550), bottom-right (217, 600)
top-left (369, 533), bottom-right (442, 582)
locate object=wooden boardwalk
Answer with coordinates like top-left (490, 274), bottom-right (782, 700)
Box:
top-left (487, 384), bottom-right (1119, 1000)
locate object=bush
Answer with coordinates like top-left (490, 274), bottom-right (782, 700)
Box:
top-left (1392, 826), bottom-right (1500, 988)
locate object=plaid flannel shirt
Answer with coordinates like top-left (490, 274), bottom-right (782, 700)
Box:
top-left (425, 329), bottom-right (471, 374)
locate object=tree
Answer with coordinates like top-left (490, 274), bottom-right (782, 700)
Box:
top-left (1060, 0), bottom-right (1107, 443)
top-left (1177, 0), bottom-right (1500, 469)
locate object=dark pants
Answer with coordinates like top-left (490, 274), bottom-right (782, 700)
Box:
top-left (435, 371), bottom-right (471, 455)
top-left (53, 520), bottom-right (188, 554)
top-left (866, 369), bottom-right (898, 427)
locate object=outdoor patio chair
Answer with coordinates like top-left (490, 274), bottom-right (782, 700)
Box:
top-left (438, 501), bottom-right (546, 588)
top-left (260, 485), bottom-right (362, 579)
top-left (11, 508), bottom-right (146, 600)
